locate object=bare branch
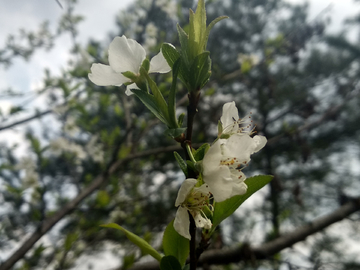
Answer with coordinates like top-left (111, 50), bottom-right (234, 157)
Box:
top-left (129, 197), bottom-right (360, 270)
top-left (0, 109), bottom-right (52, 132)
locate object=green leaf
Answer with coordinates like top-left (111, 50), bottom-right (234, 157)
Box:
top-left (188, 0), bottom-right (206, 59)
top-left (131, 89), bottom-right (168, 125)
top-left (211, 175), bottom-right (273, 230)
top-left (189, 52), bottom-right (211, 91)
top-left (163, 220), bottom-right (189, 267)
top-left (122, 253), bottom-right (136, 270)
top-left (141, 58), bottom-right (150, 72)
top-left (193, 143), bottom-right (210, 161)
top-left (101, 223), bottom-right (163, 262)
top-left (64, 232), bottom-right (78, 251)
top-left (96, 190), bottom-right (110, 207)
top-left (122, 71), bottom-right (138, 81)
top-left (174, 151), bottom-right (188, 177)
top-left (140, 67), bottom-right (171, 125)
top-left (168, 59), bottom-right (181, 128)
top-left (160, 256), bottom-right (182, 270)
top-left (177, 24), bottom-right (190, 66)
top-left (162, 43), bottom-right (180, 68)
top-left (165, 127), bottom-right (187, 139)
top-left (201, 16), bottom-right (228, 51)
top-left (178, 113), bottom-right (185, 127)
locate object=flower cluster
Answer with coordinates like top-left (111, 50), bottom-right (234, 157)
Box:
top-left (174, 101), bottom-right (267, 238)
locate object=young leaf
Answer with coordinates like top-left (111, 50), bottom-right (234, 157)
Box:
top-left (174, 151), bottom-right (188, 177)
top-left (188, 0), bottom-right (206, 59)
top-left (162, 220), bottom-right (189, 267)
top-left (211, 175), bottom-right (273, 230)
top-left (162, 43), bottom-right (180, 68)
top-left (160, 256), bottom-right (182, 270)
top-left (176, 24), bottom-right (190, 67)
top-left (140, 67), bottom-right (171, 125)
top-left (165, 128), bottom-right (187, 139)
top-left (168, 59), bottom-right (181, 128)
top-left (193, 143), bottom-right (210, 161)
top-left (178, 113), bottom-right (185, 127)
top-left (189, 52), bottom-right (211, 91)
top-left (201, 16), bottom-right (228, 51)
top-left (101, 223), bottom-right (163, 262)
top-left (131, 89), bottom-right (168, 125)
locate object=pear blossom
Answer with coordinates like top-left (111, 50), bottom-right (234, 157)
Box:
top-left (174, 178), bottom-right (212, 239)
top-left (202, 101), bottom-right (267, 202)
top-left (220, 101), bottom-right (254, 136)
top-left (88, 35), bottom-right (171, 95)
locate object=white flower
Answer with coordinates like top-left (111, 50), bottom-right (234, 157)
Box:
top-left (88, 35), bottom-right (171, 95)
top-left (174, 178), bottom-right (212, 240)
top-left (220, 101), bottom-right (253, 136)
top-left (202, 134), bottom-right (267, 202)
top-left (202, 101), bottom-right (267, 202)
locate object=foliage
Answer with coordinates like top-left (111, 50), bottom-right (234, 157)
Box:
top-left (0, 0), bottom-right (360, 269)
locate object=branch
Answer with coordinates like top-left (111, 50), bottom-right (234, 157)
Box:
top-left (267, 87), bottom-right (360, 146)
top-left (0, 144), bottom-right (185, 270)
top-left (129, 197), bottom-right (360, 270)
top-left (0, 109), bottom-right (52, 132)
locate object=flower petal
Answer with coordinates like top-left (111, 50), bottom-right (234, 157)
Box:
top-left (174, 207), bottom-right (191, 239)
top-left (194, 212), bottom-right (212, 229)
top-left (204, 166), bottom-right (235, 202)
top-left (108, 36), bottom-right (146, 74)
top-left (125, 83), bottom-right (139, 96)
top-left (230, 175), bottom-right (248, 197)
top-left (220, 101), bottom-right (239, 130)
top-left (175, 178), bottom-right (197, 206)
top-left (149, 49), bottom-right (171, 73)
top-left (253, 135), bottom-right (267, 153)
top-left (88, 64), bottom-right (129, 86)
top-left (221, 134), bottom-right (256, 164)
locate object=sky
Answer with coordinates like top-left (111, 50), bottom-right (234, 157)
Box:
top-left (0, 0), bottom-right (360, 269)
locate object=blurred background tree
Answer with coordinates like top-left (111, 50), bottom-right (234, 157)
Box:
top-left (1, 0), bottom-right (360, 269)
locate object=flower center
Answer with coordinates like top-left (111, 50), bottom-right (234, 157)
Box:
top-left (184, 187), bottom-right (211, 211)
top-left (222, 113), bottom-right (255, 136)
top-left (220, 157), bottom-right (247, 179)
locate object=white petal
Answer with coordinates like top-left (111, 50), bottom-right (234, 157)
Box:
top-left (194, 212), bottom-right (212, 229)
top-left (204, 166), bottom-right (235, 202)
top-left (125, 83), bottom-right (139, 96)
top-left (174, 207), bottom-right (191, 239)
top-left (202, 140), bottom-right (223, 171)
top-left (149, 49), bottom-right (171, 73)
top-left (194, 183), bottom-right (211, 195)
top-left (88, 63), bottom-right (129, 86)
top-left (230, 178), bottom-right (248, 197)
top-left (175, 178), bottom-right (197, 206)
top-left (108, 36), bottom-right (146, 74)
top-left (221, 134), bottom-right (255, 164)
top-left (220, 101), bottom-right (239, 129)
top-left (252, 135), bottom-right (267, 153)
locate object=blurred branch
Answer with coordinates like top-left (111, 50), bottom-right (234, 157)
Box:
top-left (0, 109), bottom-right (52, 132)
top-left (129, 197), bottom-right (360, 270)
top-left (267, 88), bottom-right (360, 145)
top-left (0, 144), bottom-right (186, 270)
